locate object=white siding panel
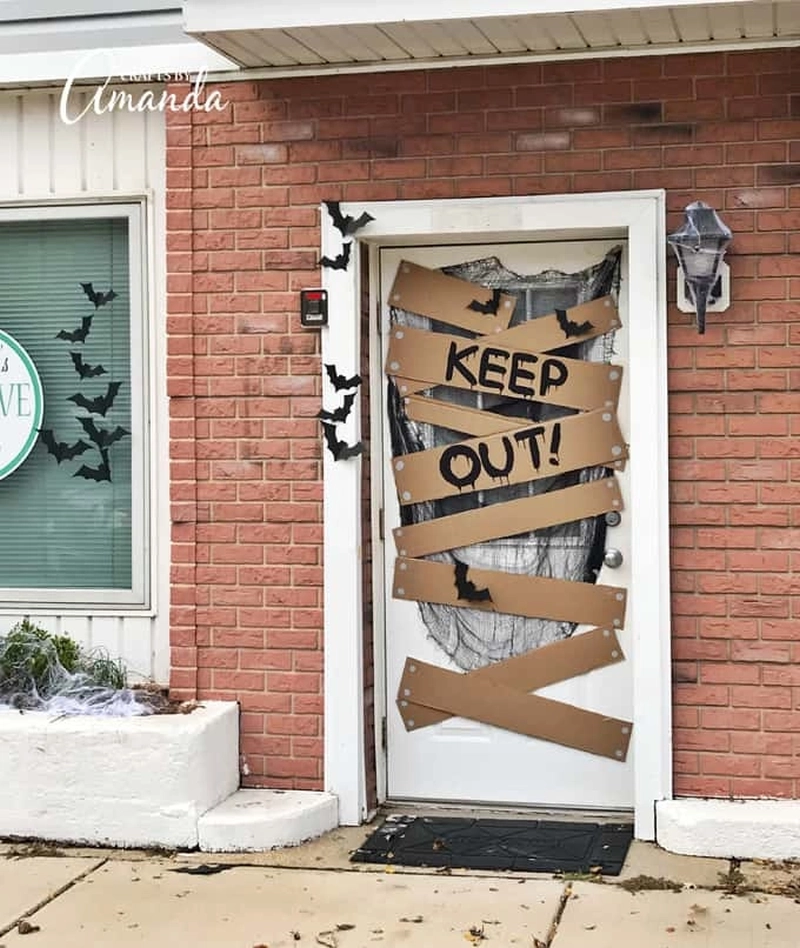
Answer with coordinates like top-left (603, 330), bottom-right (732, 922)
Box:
top-left (0, 88), bottom-right (168, 685)
top-left (19, 93), bottom-right (53, 195)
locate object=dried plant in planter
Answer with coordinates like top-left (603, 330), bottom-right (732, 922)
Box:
top-left (0, 618), bottom-right (165, 716)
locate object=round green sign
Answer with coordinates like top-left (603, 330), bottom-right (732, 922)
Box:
top-left (0, 330), bottom-right (45, 480)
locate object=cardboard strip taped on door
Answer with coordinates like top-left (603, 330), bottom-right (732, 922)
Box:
top-left (398, 655), bottom-right (632, 761)
top-left (386, 324), bottom-right (623, 410)
top-left (404, 395), bottom-right (525, 436)
top-left (388, 260), bottom-right (516, 335)
top-left (398, 626), bottom-right (625, 730)
top-left (393, 408), bottom-right (628, 505)
top-left (394, 476), bottom-right (623, 558)
top-left (394, 557), bottom-right (627, 627)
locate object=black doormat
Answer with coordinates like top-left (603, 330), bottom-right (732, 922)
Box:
top-left (351, 815), bottom-right (633, 875)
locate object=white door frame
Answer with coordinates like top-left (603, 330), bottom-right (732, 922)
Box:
top-left (320, 191), bottom-right (672, 839)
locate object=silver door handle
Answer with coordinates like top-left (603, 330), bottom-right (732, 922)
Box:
top-left (603, 548), bottom-right (624, 568)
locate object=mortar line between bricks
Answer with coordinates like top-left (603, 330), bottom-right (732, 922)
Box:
top-left (0, 857), bottom-right (108, 937)
top-left (543, 881), bottom-right (572, 948)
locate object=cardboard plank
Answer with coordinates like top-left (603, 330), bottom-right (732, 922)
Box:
top-left (386, 325), bottom-right (622, 411)
top-left (398, 657), bottom-right (632, 761)
top-left (394, 476), bottom-right (623, 558)
top-left (404, 395), bottom-right (527, 436)
top-left (389, 260), bottom-right (516, 335)
top-left (393, 408), bottom-right (627, 505)
top-left (490, 295), bottom-right (620, 351)
top-left (391, 296), bottom-right (621, 397)
top-left (398, 626), bottom-right (626, 729)
top-left (394, 557), bottom-right (627, 627)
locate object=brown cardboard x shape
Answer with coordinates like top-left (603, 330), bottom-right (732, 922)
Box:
top-left (396, 627), bottom-right (632, 761)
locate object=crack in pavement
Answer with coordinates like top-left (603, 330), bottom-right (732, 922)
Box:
top-left (0, 858), bottom-right (107, 938)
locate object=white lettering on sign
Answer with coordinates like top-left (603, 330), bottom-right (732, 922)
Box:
top-left (0, 331), bottom-right (44, 481)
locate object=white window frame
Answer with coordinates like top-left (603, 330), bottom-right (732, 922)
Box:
top-left (321, 191), bottom-right (672, 840)
top-left (0, 200), bottom-right (149, 609)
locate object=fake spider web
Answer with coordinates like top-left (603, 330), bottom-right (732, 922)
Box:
top-left (388, 247), bottom-right (622, 671)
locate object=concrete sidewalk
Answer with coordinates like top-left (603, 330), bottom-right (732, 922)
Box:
top-left (1, 826), bottom-right (799, 947)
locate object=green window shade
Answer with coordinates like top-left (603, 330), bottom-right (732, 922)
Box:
top-left (0, 218), bottom-right (132, 590)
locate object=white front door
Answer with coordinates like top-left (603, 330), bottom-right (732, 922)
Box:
top-left (380, 239), bottom-right (634, 811)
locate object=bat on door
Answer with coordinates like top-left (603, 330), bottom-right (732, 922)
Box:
top-left (324, 363), bottom-right (362, 391)
top-left (324, 200), bottom-right (374, 237)
top-left (467, 287), bottom-right (503, 316)
top-left (39, 429), bottom-right (92, 463)
top-left (453, 558), bottom-right (493, 603)
top-left (77, 416), bottom-right (129, 449)
top-left (555, 307), bottom-right (594, 338)
top-left (80, 283), bottom-right (117, 309)
top-left (56, 316), bottom-right (93, 343)
top-left (321, 421), bottom-right (363, 461)
top-left (320, 242), bottom-right (352, 271)
top-left (74, 449), bottom-right (111, 482)
top-left (70, 352), bottom-right (107, 379)
top-left (317, 392), bottom-right (357, 423)
top-left (68, 381), bottom-right (122, 416)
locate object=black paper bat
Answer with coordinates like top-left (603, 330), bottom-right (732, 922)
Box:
top-left (321, 421), bottom-right (363, 461)
top-left (453, 558), bottom-right (493, 603)
top-left (77, 416), bottom-right (129, 449)
top-left (70, 351), bottom-right (107, 379)
top-left (170, 865), bottom-right (233, 876)
top-left (81, 283), bottom-right (117, 309)
top-left (56, 316), bottom-right (93, 343)
top-left (555, 307), bottom-right (594, 338)
top-left (39, 429), bottom-right (92, 463)
top-left (325, 363), bottom-right (362, 391)
top-left (68, 381), bottom-right (122, 417)
top-left (467, 287), bottom-right (503, 316)
top-left (324, 200), bottom-right (374, 237)
top-left (320, 242), bottom-right (351, 271)
top-left (74, 449), bottom-right (111, 482)
top-left (317, 392), bottom-right (357, 423)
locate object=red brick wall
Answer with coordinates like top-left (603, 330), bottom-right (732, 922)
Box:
top-left (166, 48), bottom-right (800, 797)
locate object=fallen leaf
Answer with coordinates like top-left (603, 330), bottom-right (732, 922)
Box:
top-left (336, 924), bottom-right (355, 932)
top-left (689, 904), bottom-right (708, 914)
top-left (17, 920), bottom-right (41, 935)
top-left (590, 866), bottom-right (603, 875)
top-left (665, 927), bottom-right (675, 934)
top-left (584, 924), bottom-right (597, 931)
top-left (291, 932), bottom-right (301, 941)
top-left (399, 916), bottom-right (424, 923)
top-left (316, 932), bottom-right (337, 948)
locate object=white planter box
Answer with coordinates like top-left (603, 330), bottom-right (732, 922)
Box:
top-left (0, 701), bottom-right (239, 849)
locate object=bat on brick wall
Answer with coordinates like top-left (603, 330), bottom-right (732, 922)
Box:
top-left (321, 421), bottom-right (363, 461)
top-left (467, 287), bottom-right (503, 316)
top-left (454, 558), bottom-right (493, 603)
top-left (80, 283), bottom-right (117, 309)
top-left (317, 392), bottom-right (357, 423)
top-left (556, 308), bottom-right (594, 338)
top-left (320, 243), bottom-right (352, 271)
top-left (324, 200), bottom-right (374, 237)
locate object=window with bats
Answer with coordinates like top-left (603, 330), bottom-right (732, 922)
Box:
top-left (0, 206), bottom-right (148, 606)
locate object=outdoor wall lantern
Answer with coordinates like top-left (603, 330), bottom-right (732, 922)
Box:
top-left (667, 201), bottom-right (732, 334)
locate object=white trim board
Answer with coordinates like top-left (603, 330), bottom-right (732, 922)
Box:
top-left (321, 192), bottom-right (672, 837)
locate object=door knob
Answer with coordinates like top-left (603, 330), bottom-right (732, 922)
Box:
top-left (603, 548), bottom-right (624, 568)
